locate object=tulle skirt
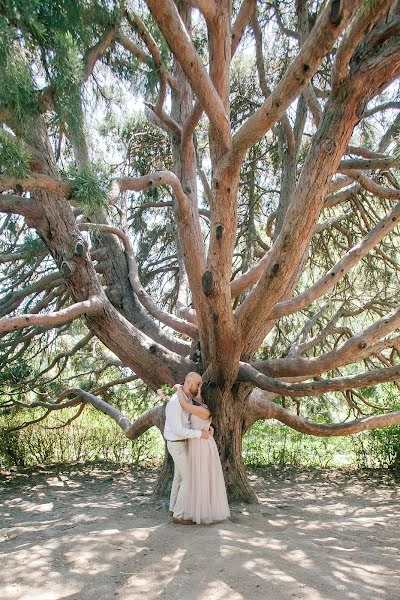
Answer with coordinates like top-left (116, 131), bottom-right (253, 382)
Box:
top-left (183, 435), bottom-right (230, 524)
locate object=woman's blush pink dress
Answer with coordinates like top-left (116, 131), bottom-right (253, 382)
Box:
top-left (183, 413), bottom-right (230, 524)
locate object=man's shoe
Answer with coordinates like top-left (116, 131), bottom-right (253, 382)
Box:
top-left (172, 517), bottom-right (193, 525)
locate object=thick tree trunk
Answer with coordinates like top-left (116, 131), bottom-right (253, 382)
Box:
top-left (213, 385), bottom-right (257, 502)
top-left (152, 443), bottom-right (174, 500)
top-left (215, 415), bottom-right (258, 503)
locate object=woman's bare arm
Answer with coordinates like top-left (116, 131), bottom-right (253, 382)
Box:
top-left (175, 385), bottom-right (211, 420)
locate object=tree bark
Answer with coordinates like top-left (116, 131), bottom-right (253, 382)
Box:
top-left (213, 386), bottom-right (258, 502)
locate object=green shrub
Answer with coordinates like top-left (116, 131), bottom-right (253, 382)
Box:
top-left (0, 405), bottom-right (164, 469)
top-left (352, 426), bottom-right (400, 472)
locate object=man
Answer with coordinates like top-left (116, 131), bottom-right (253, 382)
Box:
top-left (164, 372), bottom-right (211, 525)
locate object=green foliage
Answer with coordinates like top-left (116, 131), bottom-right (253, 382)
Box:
top-left (0, 406), bottom-right (164, 468)
top-left (0, 359), bottom-right (31, 386)
top-left (351, 389), bottom-right (400, 472)
top-left (49, 30), bottom-right (84, 139)
top-left (0, 17), bottom-right (38, 124)
top-left (19, 232), bottom-right (46, 264)
top-left (356, 427), bottom-right (400, 472)
top-left (243, 421), bottom-right (357, 468)
top-left (0, 0), bottom-right (46, 43)
top-left (0, 130), bottom-right (31, 177)
top-left (0, 380), bottom-right (165, 468)
top-left (161, 384), bottom-right (173, 397)
top-left (69, 165), bottom-right (109, 212)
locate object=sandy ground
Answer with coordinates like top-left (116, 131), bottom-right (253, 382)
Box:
top-left (0, 463), bottom-right (399, 600)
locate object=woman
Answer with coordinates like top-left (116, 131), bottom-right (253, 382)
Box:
top-left (174, 381), bottom-right (230, 525)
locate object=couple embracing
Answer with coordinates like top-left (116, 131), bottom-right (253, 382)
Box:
top-left (164, 372), bottom-right (230, 525)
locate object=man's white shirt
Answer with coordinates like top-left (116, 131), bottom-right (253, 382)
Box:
top-left (164, 393), bottom-right (202, 440)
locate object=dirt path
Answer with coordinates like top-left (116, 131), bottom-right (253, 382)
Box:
top-left (0, 464), bottom-right (399, 600)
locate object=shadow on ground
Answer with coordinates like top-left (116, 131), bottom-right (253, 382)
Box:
top-left (1, 463), bottom-right (399, 600)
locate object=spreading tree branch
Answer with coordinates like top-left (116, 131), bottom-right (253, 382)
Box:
top-left (239, 362), bottom-right (400, 398)
top-left (0, 296), bottom-right (104, 334)
top-left (228, 0), bottom-right (364, 166)
top-left (269, 200), bottom-right (400, 320)
top-left (248, 393), bottom-right (400, 436)
top-left (31, 387), bottom-right (165, 439)
top-left (79, 223), bottom-right (197, 338)
top-left (253, 305), bottom-right (400, 379)
top-left (145, 0), bottom-right (231, 149)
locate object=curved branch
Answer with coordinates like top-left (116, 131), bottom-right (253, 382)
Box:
top-left (236, 33), bottom-right (400, 355)
top-left (151, 80), bottom-right (182, 140)
top-left (93, 375), bottom-right (139, 395)
top-left (239, 362), bottom-right (400, 398)
top-left (38, 25), bottom-right (118, 113)
top-left (115, 170), bottom-right (206, 284)
top-left (31, 387), bottom-right (165, 439)
top-left (116, 171), bottom-right (192, 221)
top-left (145, 0), bottom-right (231, 150)
top-left (117, 33), bottom-right (151, 64)
top-left (183, 1), bottom-right (216, 24)
top-left (180, 0), bottom-right (253, 149)
top-left (0, 273), bottom-right (62, 318)
top-left (182, 100), bottom-right (203, 154)
top-left (339, 157), bottom-right (397, 170)
top-left (125, 7), bottom-right (177, 91)
top-left (0, 174), bottom-right (70, 196)
top-left (125, 405), bottom-right (165, 439)
top-left (83, 25), bottom-right (118, 81)
top-left (79, 223), bottom-right (197, 338)
top-left (253, 305), bottom-right (400, 379)
top-left (325, 184), bottom-right (359, 208)
top-left (0, 194), bottom-right (44, 219)
top-left (248, 393), bottom-right (400, 437)
top-left (232, 0), bottom-right (256, 56)
top-left (0, 296), bottom-right (103, 334)
top-left (269, 200), bottom-right (400, 320)
top-left (6, 409), bottom-right (51, 432)
top-left (346, 145), bottom-right (388, 159)
top-left (252, 10), bottom-right (295, 155)
top-left (231, 186), bottom-right (398, 301)
top-left (362, 101), bottom-right (400, 119)
top-left (228, 0), bottom-right (363, 165)
top-left (0, 247), bottom-right (48, 264)
top-left (340, 169), bottom-right (400, 199)
top-left (332, 0), bottom-right (393, 88)
top-left (23, 332), bottom-right (94, 384)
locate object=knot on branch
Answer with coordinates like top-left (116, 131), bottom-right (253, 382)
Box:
top-left (190, 341), bottom-right (202, 364)
top-left (321, 139), bottom-right (336, 156)
top-left (61, 261), bottom-right (74, 278)
top-left (271, 263), bottom-right (280, 276)
top-left (330, 0), bottom-right (343, 26)
top-left (202, 268), bottom-right (215, 296)
top-left (74, 240), bottom-right (86, 257)
top-left (215, 224), bottom-right (225, 240)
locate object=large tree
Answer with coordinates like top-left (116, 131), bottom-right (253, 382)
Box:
top-left (1, 0), bottom-right (400, 500)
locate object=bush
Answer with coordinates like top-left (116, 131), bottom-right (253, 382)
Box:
top-left (0, 405), bottom-right (164, 469)
top-left (243, 420), bottom-right (357, 468)
top-left (352, 426), bottom-right (400, 472)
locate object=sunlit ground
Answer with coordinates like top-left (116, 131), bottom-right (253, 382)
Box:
top-left (1, 464), bottom-right (399, 600)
